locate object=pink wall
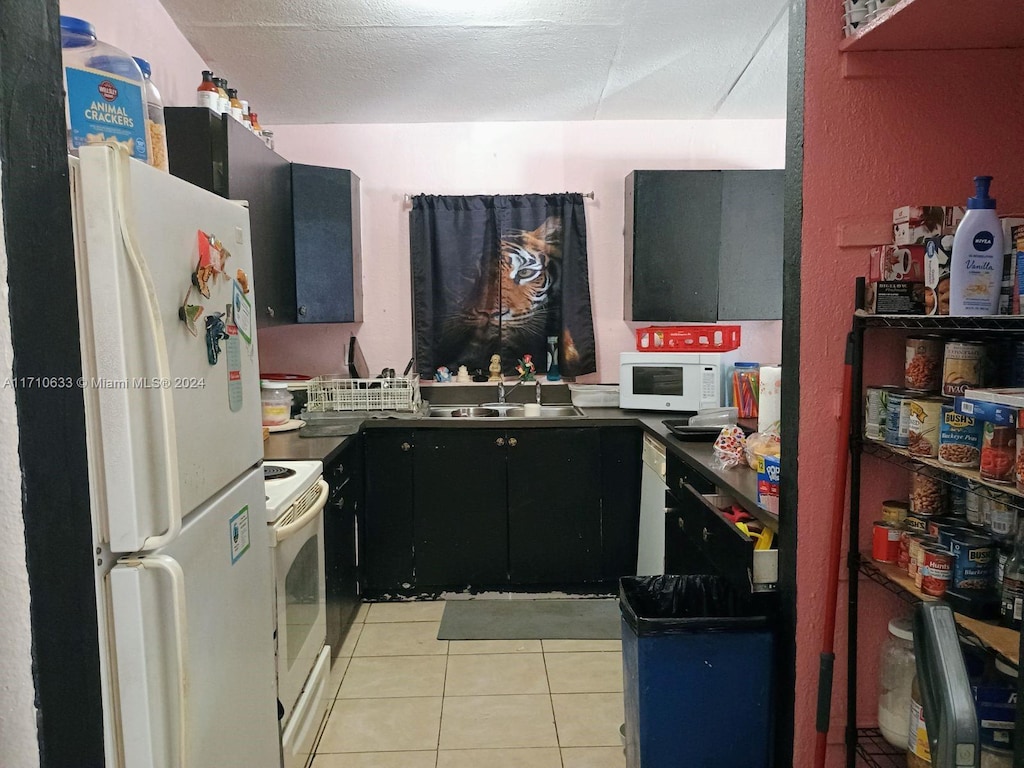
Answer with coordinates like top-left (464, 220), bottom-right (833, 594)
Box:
top-left (260, 120), bottom-right (785, 380)
top-left (797, 4), bottom-right (1024, 766)
top-left (60, 0), bottom-right (207, 106)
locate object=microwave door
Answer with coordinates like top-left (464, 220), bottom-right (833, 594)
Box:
top-left (633, 366), bottom-right (684, 397)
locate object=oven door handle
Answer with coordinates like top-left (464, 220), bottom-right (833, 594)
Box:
top-left (272, 479), bottom-right (329, 545)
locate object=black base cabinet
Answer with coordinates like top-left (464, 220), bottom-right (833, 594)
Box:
top-left (413, 429), bottom-right (508, 589)
top-left (508, 428), bottom-right (602, 586)
top-left (360, 426), bottom-right (641, 597)
top-left (362, 429), bottom-right (415, 595)
top-left (324, 436), bottom-right (362, 658)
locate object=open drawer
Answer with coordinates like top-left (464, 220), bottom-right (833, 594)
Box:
top-left (672, 485), bottom-right (778, 593)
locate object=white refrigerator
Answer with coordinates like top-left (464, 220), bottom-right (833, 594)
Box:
top-left (70, 145), bottom-right (280, 767)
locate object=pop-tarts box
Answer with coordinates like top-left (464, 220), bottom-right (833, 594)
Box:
top-left (756, 455), bottom-right (780, 514)
top-left (954, 397), bottom-right (1020, 427)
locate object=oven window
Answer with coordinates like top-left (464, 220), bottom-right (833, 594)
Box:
top-left (632, 366), bottom-right (684, 396)
top-left (285, 535), bottom-right (321, 669)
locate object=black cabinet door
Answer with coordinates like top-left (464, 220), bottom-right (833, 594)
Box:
top-left (625, 170), bottom-right (723, 322)
top-left (324, 436), bottom-right (362, 658)
top-left (664, 498), bottom-right (716, 576)
top-left (291, 164), bottom-right (362, 323)
top-left (507, 428), bottom-right (602, 585)
top-left (599, 427), bottom-right (642, 581)
top-left (165, 107), bottom-right (295, 327)
top-left (718, 170), bottom-right (784, 320)
top-left (362, 430), bottom-right (415, 594)
top-left (413, 430), bottom-right (508, 589)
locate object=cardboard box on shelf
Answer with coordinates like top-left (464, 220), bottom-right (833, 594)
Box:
top-left (868, 244), bottom-right (925, 282)
top-left (893, 205), bottom-right (964, 245)
top-left (923, 234), bottom-right (955, 315)
top-left (953, 395), bottom-right (1020, 427)
top-left (865, 280), bottom-right (925, 315)
top-left (1012, 224), bottom-right (1024, 316)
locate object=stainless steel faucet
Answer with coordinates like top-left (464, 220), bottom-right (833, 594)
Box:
top-left (496, 379), bottom-right (543, 404)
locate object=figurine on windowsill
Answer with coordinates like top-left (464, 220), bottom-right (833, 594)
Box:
top-left (435, 366), bottom-right (451, 382)
top-left (516, 354), bottom-right (536, 382)
top-left (488, 354), bottom-right (503, 382)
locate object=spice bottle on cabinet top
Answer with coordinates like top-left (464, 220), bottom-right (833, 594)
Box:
top-left (214, 77), bottom-right (230, 115)
top-left (227, 88), bottom-right (243, 121)
top-left (949, 176), bottom-right (1003, 316)
top-left (197, 70), bottom-right (220, 111)
top-left (132, 58), bottom-right (168, 172)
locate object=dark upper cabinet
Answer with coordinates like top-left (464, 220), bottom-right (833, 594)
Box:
top-left (291, 164), bottom-right (363, 323)
top-left (165, 107), bottom-right (296, 328)
top-left (624, 169), bottom-right (784, 322)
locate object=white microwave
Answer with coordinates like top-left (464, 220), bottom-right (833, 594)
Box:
top-left (619, 352), bottom-right (726, 412)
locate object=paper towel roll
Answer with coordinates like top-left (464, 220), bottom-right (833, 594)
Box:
top-left (757, 366), bottom-right (782, 434)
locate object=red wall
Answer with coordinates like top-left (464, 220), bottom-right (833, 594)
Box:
top-left (796, 4), bottom-right (1024, 766)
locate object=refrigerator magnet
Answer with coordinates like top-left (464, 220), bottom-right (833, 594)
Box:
top-left (232, 279), bottom-right (253, 345)
top-left (225, 304), bottom-right (243, 412)
top-left (229, 505), bottom-right (251, 564)
top-left (205, 312), bottom-right (229, 365)
top-left (178, 284), bottom-right (204, 337)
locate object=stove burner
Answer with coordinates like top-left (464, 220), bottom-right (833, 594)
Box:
top-left (264, 465), bottom-right (296, 481)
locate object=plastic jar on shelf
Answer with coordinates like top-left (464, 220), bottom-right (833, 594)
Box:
top-left (878, 616), bottom-right (915, 749)
top-left (59, 16), bottom-right (148, 162)
top-left (260, 381), bottom-right (292, 426)
top-left (131, 57), bottom-right (169, 172)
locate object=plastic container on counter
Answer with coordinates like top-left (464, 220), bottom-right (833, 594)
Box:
top-left (131, 57), bottom-right (168, 172)
top-left (261, 381), bottom-right (293, 426)
top-left (60, 16), bottom-right (148, 162)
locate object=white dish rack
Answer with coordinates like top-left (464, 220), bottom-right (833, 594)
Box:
top-left (305, 375), bottom-right (421, 413)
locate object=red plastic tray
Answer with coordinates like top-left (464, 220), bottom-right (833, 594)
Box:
top-left (635, 325), bottom-right (741, 352)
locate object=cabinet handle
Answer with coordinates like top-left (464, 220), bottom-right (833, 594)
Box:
top-left (334, 464), bottom-right (345, 476)
top-left (508, 437), bottom-right (518, 447)
top-left (299, 306), bottom-right (307, 316)
top-left (335, 496), bottom-right (345, 510)
top-left (495, 437), bottom-right (506, 447)
top-left (702, 527), bottom-right (711, 542)
top-left (401, 442), bottom-right (412, 452)
top-left (678, 478), bottom-right (685, 490)
top-left (266, 306), bottom-right (275, 318)
top-left (677, 517), bottom-right (684, 531)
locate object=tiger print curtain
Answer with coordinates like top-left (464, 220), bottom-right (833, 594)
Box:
top-left (410, 193), bottom-right (596, 379)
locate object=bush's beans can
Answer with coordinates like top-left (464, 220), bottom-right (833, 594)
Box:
top-left (938, 525), bottom-right (977, 552)
top-left (926, 515), bottom-right (961, 539)
top-left (950, 533), bottom-right (995, 591)
top-left (921, 545), bottom-right (954, 596)
top-left (904, 514), bottom-right (930, 534)
top-left (872, 521), bottom-right (901, 563)
top-left (965, 480), bottom-right (984, 527)
top-left (905, 336), bottom-right (943, 392)
top-left (938, 405), bottom-right (982, 469)
top-left (908, 396), bottom-right (945, 457)
top-left (980, 423), bottom-right (1017, 484)
top-left (885, 390), bottom-right (914, 448)
top-left (942, 340), bottom-right (988, 397)
top-left (881, 500), bottom-right (909, 526)
top-left (910, 469), bottom-right (946, 516)
top-left (865, 386), bottom-right (900, 441)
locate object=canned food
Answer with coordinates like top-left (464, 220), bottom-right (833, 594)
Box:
top-left (865, 386), bottom-right (900, 441)
top-left (950, 533), bottom-right (994, 591)
top-left (949, 478), bottom-right (968, 518)
top-left (938, 525), bottom-right (976, 552)
top-left (881, 499), bottom-right (909, 526)
top-left (908, 397), bottom-right (945, 457)
top-left (921, 545), bottom-right (954, 596)
top-left (909, 534), bottom-right (937, 584)
top-left (980, 423), bottom-right (1017, 484)
top-left (965, 480), bottom-right (984, 527)
top-left (938, 405), bottom-right (982, 468)
top-left (885, 390), bottom-right (914, 448)
top-left (904, 514), bottom-right (930, 534)
top-left (905, 336), bottom-right (943, 391)
top-left (872, 521), bottom-right (902, 563)
top-left (910, 468), bottom-right (947, 516)
top-left (1016, 425), bottom-right (1024, 493)
top-left (942, 340), bottom-right (987, 397)
top-left (997, 546), bottom-right (1010, 587)
top-left (898, 530), bottom-right (912, 571)
top-left (926, 515), bottom-right (962, 539)
top-left (1012, 340), bottom-right (1024, 387)
top-left (985, 493), bottom-right (1019, 543)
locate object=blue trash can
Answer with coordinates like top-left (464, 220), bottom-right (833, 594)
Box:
top-left (620, 575), bottom-right (774, 768)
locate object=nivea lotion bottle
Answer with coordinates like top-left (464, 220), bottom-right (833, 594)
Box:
top-left (949, 175), bottom-right (1003, 316)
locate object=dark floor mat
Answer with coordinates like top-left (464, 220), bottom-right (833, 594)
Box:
top-left (437, 598), bottom-right (620, 640)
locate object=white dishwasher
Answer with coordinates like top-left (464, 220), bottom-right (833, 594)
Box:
top-left (637, 433), bottom-right (669, 575)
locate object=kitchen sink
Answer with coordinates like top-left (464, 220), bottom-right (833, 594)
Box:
top-left (427, 404), bottom-right (585, 419)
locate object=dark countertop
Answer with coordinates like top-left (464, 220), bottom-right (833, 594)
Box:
top-left (263, 405), bottom-right (774, 529)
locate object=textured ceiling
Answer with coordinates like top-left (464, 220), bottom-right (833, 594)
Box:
top-left (159, 0), bottom-right (790, 124)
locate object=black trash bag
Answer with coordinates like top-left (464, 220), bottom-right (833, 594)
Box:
top-left (619, 574), bottom-right (769, 636)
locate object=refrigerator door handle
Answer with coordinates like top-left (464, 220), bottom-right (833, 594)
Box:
top-left (111, 148), bottom-right (182, 551)
top-left (273, 480), bottom-right (330, 545)
top-left (111, 554), bottom-right (190, 767)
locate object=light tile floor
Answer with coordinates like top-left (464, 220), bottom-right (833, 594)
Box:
top-left (313, 601), bottom-right (626, 768)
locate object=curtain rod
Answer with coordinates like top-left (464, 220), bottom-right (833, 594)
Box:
top-left (403, 191), bottom-right (595, 203)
